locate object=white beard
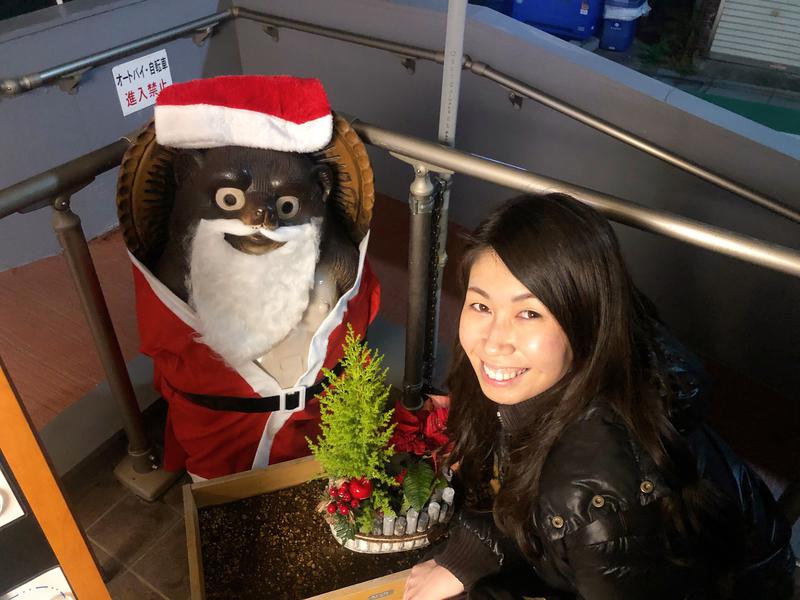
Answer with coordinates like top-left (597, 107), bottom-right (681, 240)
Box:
top-left (187, 218), bottom-right (321, 368)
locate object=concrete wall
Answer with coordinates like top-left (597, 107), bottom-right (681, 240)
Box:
top-left (0, 0), bottom-right (241, 270)
top-left (1, 0), bottom-right (797, 397)
top-left (233, 0), bottom-right (800, 397)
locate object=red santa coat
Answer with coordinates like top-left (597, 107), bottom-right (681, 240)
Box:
top-left (130, 234), bottom-right (380, 480)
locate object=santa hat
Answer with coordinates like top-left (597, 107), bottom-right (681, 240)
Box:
top-left (154, 75), bottom-right (332, 153)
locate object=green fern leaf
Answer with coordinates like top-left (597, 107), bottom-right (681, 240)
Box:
top-left (333, 515), bottom-right (357, 542)
top-left (403, 461), bottom-right (435, 512)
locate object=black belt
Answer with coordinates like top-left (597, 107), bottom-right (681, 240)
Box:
top-left (182, 362), bottom-right (343, 413)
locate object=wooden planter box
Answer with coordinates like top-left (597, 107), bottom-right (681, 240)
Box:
top-left (183, 456), bottom-right (412, 600)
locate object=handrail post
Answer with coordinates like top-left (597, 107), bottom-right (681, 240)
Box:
top-left (427, 0), bottom-right (468, 384)
top-left (403, 165), bottom-right (436, 411)
top-left (51, 194), bottom-right (179, 500)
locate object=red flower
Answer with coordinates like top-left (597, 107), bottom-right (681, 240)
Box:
top-left (393, 402), bottom-right (422, 433)
top-left (389, 398), bottom-right (450, 458)
top-left (392, 431), bottom-right (427, 455)
top-left (427, 394), bottom-right (450, 409)
top-left (395, 468), bottom-right (408, 484)
top-left (423, 406), bottom-right (449, 451)
top-left (390, 402), bottom-right (428, 455)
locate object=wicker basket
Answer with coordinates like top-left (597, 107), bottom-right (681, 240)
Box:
top-left (330, 526), bottom-right (433, 554)
top-left (329, 497), bottom-right (454, 554)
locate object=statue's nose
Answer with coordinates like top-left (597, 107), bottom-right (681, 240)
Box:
top-left (254, 204), bottom-right (277, 228)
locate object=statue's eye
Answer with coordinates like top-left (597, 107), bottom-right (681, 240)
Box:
top-left (215, 188), bottom-right (246, 211)
top-left (276, 196), bottom-right (300, 219)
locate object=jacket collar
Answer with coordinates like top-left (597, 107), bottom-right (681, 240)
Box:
top-left (496, 399), bottom-right (540, 435)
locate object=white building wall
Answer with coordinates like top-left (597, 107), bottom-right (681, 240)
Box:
top-left (710, 0), bottom-right (800, 69)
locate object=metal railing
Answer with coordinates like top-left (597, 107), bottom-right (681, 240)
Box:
top-left (352, 119), bottom-right (800, 278)
top-left (2, 122), bottom-right (800, 509)
top-left (1, 5), bottom-right (798, 512)
top-left (2, 6), bottom-right (799, 225)
top-left (0, 11), bottom-right (232, 96)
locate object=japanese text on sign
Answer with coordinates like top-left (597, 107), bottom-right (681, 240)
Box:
top-left (112, 49), bottom-right (173, 116)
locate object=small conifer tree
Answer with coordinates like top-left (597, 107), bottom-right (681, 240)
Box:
top-left (308, 325), bottom-right (397, 531)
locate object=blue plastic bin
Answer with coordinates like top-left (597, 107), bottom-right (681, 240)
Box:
top-left (599, 0), bottom-right (647, 51)
top-left (604, 0), bottom-right (645, 7)
top-left (599, 18), bottom-right (638, 51)
top-left (471, 0), bottom-right (514, 16)
top-left (512, 0), bottom-right (603, 41)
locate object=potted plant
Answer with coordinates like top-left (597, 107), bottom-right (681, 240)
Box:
top-left (307, 326), bottom-right (453, 553)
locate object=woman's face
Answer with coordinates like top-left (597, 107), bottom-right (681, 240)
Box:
top-left (459, 250), bottom-right (572, 405)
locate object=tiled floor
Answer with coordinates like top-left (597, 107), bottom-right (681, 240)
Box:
top-left (62, 402), bottom-right (192, 600)
top-left (5, 191), bottom-right (799, 598)
top-left (0, 230), bottom-right (140, 429)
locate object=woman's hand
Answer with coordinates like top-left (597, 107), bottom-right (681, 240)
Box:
top-left (403, 559), bottom-right (465, 600)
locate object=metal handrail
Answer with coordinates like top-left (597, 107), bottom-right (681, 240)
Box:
top-left (1, 7), bottom-right (798, 225)
top-left (465, 61), bottom-right (800, 225)
top-left (0, 11), bottom-right (232, 95)
top-left (1, 121), bottom-right (798, 279)
top-left (1, 117), bottom-right (798, 506)
top-left (232, 7), bottom-right (442, 62)
top-left (349, 119), bottom-right (800, 278)
top-left (0, 139), bottom-right (129, 219)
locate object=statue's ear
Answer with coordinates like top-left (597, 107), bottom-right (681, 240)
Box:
top-left (173, 150), bottom-right (204, 186)
top-left (312, 164), bottom-right (333, 203)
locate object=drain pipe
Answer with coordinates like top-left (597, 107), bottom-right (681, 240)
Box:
top-left (403, 165), bottom-right (436, 411)
top-left (401, 1), bottom-right (468, 410)
top-left (429, 0), bottom-right (467, 383)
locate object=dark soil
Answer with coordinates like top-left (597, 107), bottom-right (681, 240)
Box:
top-left (198, 479), bottom-right (439, 599)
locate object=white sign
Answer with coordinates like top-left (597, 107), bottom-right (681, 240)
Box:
top-left (0, 468), bottom-right (24, 529)
top-left (1, 567), bottom-right (74, 599)
top-left (112, 49), bottom-right (172, 116)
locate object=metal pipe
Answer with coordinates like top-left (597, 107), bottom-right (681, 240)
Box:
top-left (1, 10), bottom-right (232, 95)
top-left (52, 195), bottom-right (154, 474)
top-left (0, 139), bottom-right (129, 218)
top-left (404, 165), bottom-right (436, 411)
top-left (438, 0), bottom-right (467, 145)
top-left (425, 0), bottom-right (468, 385)
top-left (466, 61), bottom-right (800, 226)
top-left (234, 7), bottom-right (442, 62)
top-left (1, 7), bottom-right (795, 225)
top-left (352, 119), bottom-right (800, 279)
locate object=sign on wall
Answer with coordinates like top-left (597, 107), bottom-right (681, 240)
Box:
top-left (1, 566), bottom-right (73, 600)
top-left (112, 49), bottom-right (173, 116)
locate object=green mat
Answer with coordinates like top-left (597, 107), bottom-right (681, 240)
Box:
top-left (694, 92), bottom-right (800, 135)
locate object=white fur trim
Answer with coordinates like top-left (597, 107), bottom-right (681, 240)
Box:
top-left (155, 104), bottom-right (332, 152)
top-left (199, 218), bottom-right (319, 243)
top-left (252, 411), bottom-right (296, 470)
top-left (188, 218), bottom-right (320, 367)
top-left (251, 232), bottom-right (371, 468)
top-left (129, 232), bottom-right (371, 471)
top-left (129, 251), bottom-right (280, 396)
top-left (302, 231), bottom-right (371, 388)
top-left (129, 251), bottom-right (199, 330)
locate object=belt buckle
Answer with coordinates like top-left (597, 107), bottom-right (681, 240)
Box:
top-left (279, 385), bottom-right (306, 412)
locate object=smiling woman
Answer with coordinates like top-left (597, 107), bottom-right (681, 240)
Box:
top-left (403, 194), bottom-right (795, 600)
top-left (459, 250), bottom-right (572, 406)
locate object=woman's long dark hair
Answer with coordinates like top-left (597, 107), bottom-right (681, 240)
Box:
top-left (447, 194), bottom-right (742, 595)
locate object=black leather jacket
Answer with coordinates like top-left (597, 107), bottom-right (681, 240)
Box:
top-left (435, 342), bottom-right (795, 599)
